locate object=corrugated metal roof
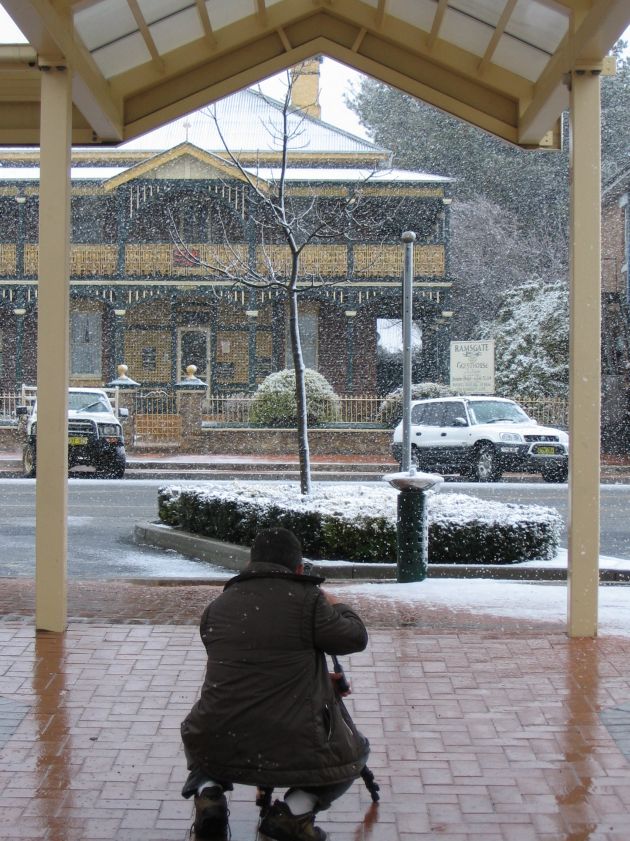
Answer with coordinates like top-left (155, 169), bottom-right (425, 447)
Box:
top-left (120, 88), bottom-right (388, 157)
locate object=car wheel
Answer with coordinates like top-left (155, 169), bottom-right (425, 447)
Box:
top-left (23, 443), bottom-right (36, 478)
top-left (469, 443), bottom-right (501, 482)
top-left (96, 455), bottom-right (126, 479)
top-left (542, 462), bottom-right (568, 483)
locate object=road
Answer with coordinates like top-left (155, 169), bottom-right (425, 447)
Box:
top-left (0, 478), bottom-right (628, 578)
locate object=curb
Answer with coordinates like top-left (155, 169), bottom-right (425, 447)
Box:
top-left (133, 521), bottom-right (630, 583)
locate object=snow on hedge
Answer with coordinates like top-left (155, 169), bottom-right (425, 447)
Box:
top-left (158, 481), bottom-right (562, 565)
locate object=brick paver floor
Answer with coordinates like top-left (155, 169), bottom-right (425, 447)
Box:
top-left (2, 579), bottom-right (630, 840)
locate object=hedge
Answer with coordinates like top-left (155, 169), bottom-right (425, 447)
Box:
top-left (158, 482), bottom-right (562, 565)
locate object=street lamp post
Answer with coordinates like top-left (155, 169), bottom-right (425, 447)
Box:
top-left (384, 230), bottom-right (443, 582)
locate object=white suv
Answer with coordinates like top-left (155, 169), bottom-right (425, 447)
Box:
top-left (391, 396), bottom-right (569, 482)
top-left (20, 388), bottom-right (128, 479)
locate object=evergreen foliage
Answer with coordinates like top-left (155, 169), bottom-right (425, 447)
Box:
top-left (249, 369), bottom-right (340, 427)
top-left (158, 485), bottom-right (562, 565)
top-left (480, 279), bottom-right (569, 398)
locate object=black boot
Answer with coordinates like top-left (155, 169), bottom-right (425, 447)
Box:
top-left (259, 800), bottom-right (327, 841)
top-left (193, 785), bottom-right (229, 839)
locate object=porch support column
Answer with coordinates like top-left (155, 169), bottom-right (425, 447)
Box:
top-left (246, 307), bottom-right (258, 389)
top-left (567, 67), bottom-right (602, 638)
top-left (13, 304), bottom-right (26, 388)
top-left (345, 310), bottom-right (357, 392)
top-left (36, 63), bottom-right (72, 632)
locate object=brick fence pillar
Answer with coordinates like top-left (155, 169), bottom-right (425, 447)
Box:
top-left (107, 364), bottom-right (140, 446)
top-left (176, 365), bottom-right (206, 443)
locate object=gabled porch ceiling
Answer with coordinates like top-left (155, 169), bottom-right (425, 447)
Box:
top-left (0, 1), bottom-right (627, 148)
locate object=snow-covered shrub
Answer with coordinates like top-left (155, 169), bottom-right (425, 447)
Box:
top-left (378, 382), bottom-right (457, 427)
top-left (157, 482), bottom-right (562, 565)
top-left (480, 278), bottom-right (569, 397)
top-left (249, 369), bottom-right (340, 427)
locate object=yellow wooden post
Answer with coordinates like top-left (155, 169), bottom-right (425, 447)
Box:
top-left (567, 67), bottom-right (602, 638)
top-left (35, 63), bottom-right (72, 632)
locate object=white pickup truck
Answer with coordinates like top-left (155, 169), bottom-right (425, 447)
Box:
top-left (18, 387), bottom-right (128, 479)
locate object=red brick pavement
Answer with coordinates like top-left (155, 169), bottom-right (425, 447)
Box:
top-left (2, 580), bottom-right (630, 840)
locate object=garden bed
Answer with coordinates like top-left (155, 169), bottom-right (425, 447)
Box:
top-left (158, 481), bottom-right (562, 565)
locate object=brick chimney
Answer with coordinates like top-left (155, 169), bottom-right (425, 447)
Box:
top-left (290, 57), bottom-right (322, 119)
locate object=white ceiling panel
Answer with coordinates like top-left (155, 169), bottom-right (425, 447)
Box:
top-left (207, 0), bottom-right (256, 32)
top-left (450, 0), bottom-right (504, 28)
top-left (91, 32), bottom-right (152, 78)
top-left (137, 0), bottom-right (192, 23)
top-left (441, 7), bottom-right (493, 57)
top-left (150, 6), bottom-right (204, 55)
top-left (74, 0), bottom-right (137, 52)
top-left (493, 36), bottom-right (548, 82)
top-left (508, 0), bottom-right (568, 55)
top-left (388, 0), bottom-right (436, 33)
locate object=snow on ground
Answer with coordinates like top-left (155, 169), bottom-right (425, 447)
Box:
top-left (158, 479), bottom-right (630, 637)
top-left (338, 578), bottom-right (630, 639)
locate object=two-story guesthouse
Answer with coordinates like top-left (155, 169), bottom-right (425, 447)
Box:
top-left (0, 62), bottom-right (453, 397)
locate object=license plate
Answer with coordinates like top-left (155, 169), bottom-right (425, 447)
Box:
top-left (535, 445), bottom-right (558, 456)
top-left (68, 436), bottom-right (88, 446)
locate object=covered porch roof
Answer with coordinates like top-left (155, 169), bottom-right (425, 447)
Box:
top-left (0, 0), bottom-right (627, 150)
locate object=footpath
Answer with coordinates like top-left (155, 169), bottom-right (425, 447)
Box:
top-left (0, 446), bottom-right (629, 482)
top-left (2, 583), bottom-right (630, 841)
top-left (2, 451), bottom-right (630, 839)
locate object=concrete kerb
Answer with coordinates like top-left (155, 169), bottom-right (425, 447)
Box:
top-left (133, 520), bottom-right (630, 583)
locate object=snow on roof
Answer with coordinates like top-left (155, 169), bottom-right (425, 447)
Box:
top-left (120, 88), bottom-right (388, 157)
top-left (245, 167), bottom-right (451, 183)
top-left (0, 163), bottom-right (448, 186)
top-left (0, 166), bottom-right (126, 180)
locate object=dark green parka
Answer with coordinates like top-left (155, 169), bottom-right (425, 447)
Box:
top-left (181, 561), bottom-right (369, 789)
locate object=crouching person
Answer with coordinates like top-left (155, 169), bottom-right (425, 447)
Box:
top-left (181, 527), bottom-right (370, 841)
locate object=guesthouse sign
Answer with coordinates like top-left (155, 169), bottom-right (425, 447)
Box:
top-left (449, 340), bottom-right (495, 394)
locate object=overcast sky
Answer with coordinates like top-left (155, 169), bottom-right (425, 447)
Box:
top-left (0, 6), bottom-right (627, 143)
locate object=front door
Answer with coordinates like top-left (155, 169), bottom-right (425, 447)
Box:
top-left (178, 328), bottom-right (210, 387)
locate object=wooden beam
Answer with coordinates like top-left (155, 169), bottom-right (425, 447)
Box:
top-left (375, 0), bottom-right (386, 29)
top-left (351, 26), bottom-right (367, 52)
top-left (277, 26), bottom-right (292, 52)
top-left (427, 0), bottom-right (449, 50)
top-left (479, 0), bottom-right (518, 75)
top-left (195, 0), bottom-right (217, 46)
top-left (126, 0), bottom-right (164, 72)
top-left (1, 0), bottom-right (123, 141)
top-left (257, 0), bottom-right (268, 26)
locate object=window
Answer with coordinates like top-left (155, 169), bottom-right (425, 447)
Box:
top-left (70, 312), bottom-right (102, 376)
top-left (442, 402), bottom-right (467, 426)
top-left (376, 318), bottom-right (422, 353)
top-left (411, 403), bottom-right (444, 425)
top-left (420, 403), bottom-right (444, 425)
top-left (142, 347), bottom-right (157, 371)
top-left (286, 312), bottom-right (318, 370)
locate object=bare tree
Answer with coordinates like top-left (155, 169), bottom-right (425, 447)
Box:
top-left (167, 71), bottom-right (406, 495)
